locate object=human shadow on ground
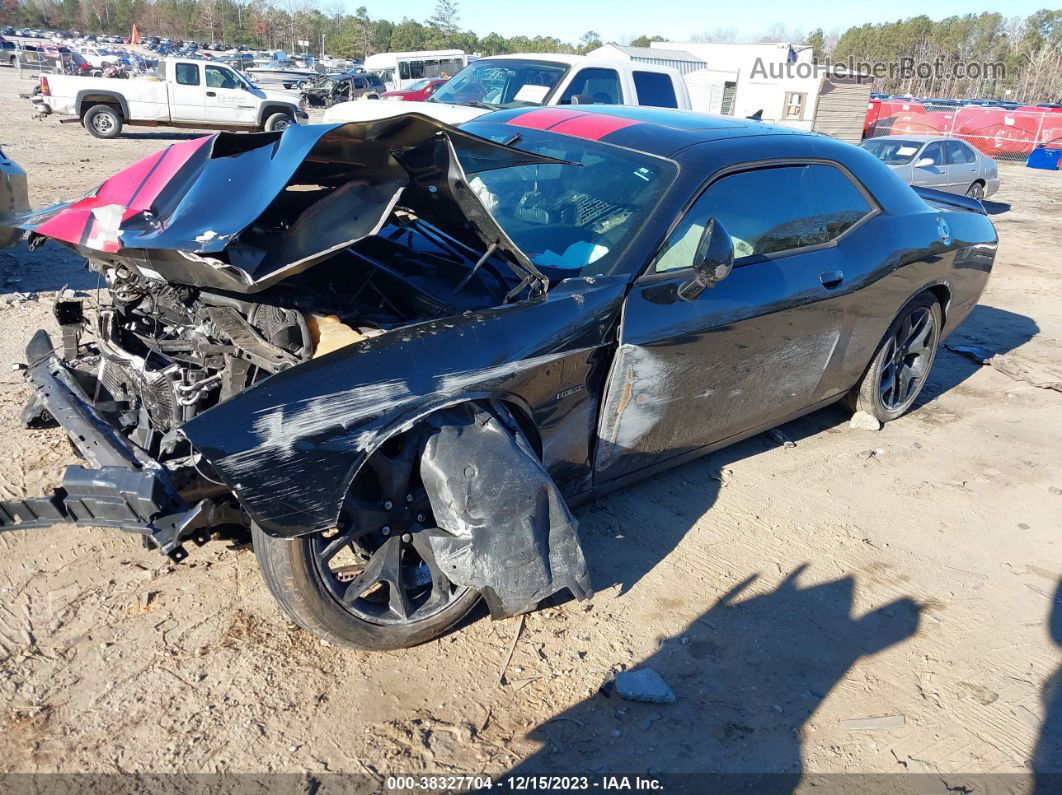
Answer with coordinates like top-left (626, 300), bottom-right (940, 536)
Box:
top-left (1033, 579), bottom-right (1062, 794)
top-left (509, 565), bottom-right (921, 789)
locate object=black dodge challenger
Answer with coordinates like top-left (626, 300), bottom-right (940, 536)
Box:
top-left (0, 107), bottom-right (997, 649)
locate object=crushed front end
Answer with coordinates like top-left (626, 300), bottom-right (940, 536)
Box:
top-left (0, 116), bottom-right (563, 562)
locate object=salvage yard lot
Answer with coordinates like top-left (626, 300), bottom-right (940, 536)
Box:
top-left (0, 67), bottom-right (1060, 782)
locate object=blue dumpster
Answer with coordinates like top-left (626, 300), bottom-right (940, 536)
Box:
top-left (1027, 144), bottom-right (1062, 170)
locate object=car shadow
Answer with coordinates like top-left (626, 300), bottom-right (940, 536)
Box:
top-left (0, 240), bottom-right (98, 295)
top-left (509, 565), bottom-right (921, 782)
top-left (916, 303), bottom-right (1039, 408)
top-left (1033, 579), bottom-right (1062, 793)
top-left (981, 199), bottom-right (1010, 215)
top-left (576, 405), bottom-right (846, 597)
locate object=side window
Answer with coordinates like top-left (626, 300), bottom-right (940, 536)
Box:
top-left (653, 164), bottom-right (872, 273)
top-left (175, 63), bottom-right (199, 86)
top-left (409, 60), bottom-right (424, 79)
top-left (945, 141), bottom-right (975, 164)
top-left (784, 92), bottom-right (807, 119)
top-left (353, 76), bottom-right (366, 89)
top-left (398, 61), bottom-right (409, 80)
top-left (808, 164), bottom-right (872, 240)
top-left (560, 68), bottom-right (621, 105)
top-left (205, 65), bottom-right (237, 89)
top-left (921, 142), bottom-right (946, 165)
top-left (632, 71), bottom-right (677, 108)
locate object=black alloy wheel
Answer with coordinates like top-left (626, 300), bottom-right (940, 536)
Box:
top-left (877, 305), bottom-right (936, 411)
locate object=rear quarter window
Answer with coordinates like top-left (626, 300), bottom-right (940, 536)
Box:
top-left (633, 71), bottom-right (678, 108)
top-left (175, 63), bottom-right (199, 85)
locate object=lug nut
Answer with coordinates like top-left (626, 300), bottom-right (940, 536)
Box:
top-left (406, 493), bottom-right (414, 503)
top-left (383, 499), bottom-right (393, 510)
top-left (381, 525), bottom-right (391, 536)
top-left (416, 513), bottom-right (427, 523)
top-left (401, 533), bottom-right (412, 542)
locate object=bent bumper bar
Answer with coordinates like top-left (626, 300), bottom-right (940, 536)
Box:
top-left (0, 330), bottom-right (209, 559)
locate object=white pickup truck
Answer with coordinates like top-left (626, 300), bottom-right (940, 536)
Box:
top-left (38, 57), bottom-right (309, 139)
top-left (324, 53), bottom-right (692, 125)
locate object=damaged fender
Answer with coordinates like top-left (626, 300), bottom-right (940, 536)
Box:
top-left (180, 275), bottom-right (628, 537)
top-left (420, 404), bottom-right (592, 618)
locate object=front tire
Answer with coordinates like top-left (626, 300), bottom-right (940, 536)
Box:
top-left (845, 293), bottom-right (942, 423)
top-left (252, 428), bottom-right (479, 649)
top-left (84, 104), bottom-right (122, 139)
top-left (263, 111), bottom-right (295, 132)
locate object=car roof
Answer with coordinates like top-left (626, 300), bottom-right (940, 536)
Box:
top-left (474, 105), bottom-right (807, 157)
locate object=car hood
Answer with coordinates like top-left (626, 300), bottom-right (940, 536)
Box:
top-left (1, 115), bottom-right (566, 294)
top-left (260, 87), bottom-right (303, 103)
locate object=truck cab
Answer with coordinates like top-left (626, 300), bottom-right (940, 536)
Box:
top-left (323, 54), bottom-right (691, 125)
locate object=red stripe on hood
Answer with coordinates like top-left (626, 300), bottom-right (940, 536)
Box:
top-left (128, 135), bottom-right (211, 210)
top-left (33, 135), bottom-right (212, 251)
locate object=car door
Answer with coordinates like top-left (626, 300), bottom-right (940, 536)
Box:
top-left (912, 141), bottom-right (949, 190)
top-left (168, 61), bottom-right (206, 121)
top-left (594, 162), bottom-right (877, 483)
top-left (203, 64), bottom-right (256, 124)
top-left (944, 140), bottom-right (978, 194)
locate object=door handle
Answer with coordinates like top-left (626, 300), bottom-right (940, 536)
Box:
top-left (819, 270), bottom-right (844, 289)
top-left (206, 91), bottom-right (216, 97)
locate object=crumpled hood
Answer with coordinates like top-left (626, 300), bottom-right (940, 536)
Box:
top-left (2, 114), bottom-right (564, 293)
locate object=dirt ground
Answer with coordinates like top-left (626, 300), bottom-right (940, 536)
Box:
top-left (0, 66), bottom-right (1060, 787)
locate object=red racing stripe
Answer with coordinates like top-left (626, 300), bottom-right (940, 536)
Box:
top-left (31, 135), bottom-right (212, 251)
top-left (128, 135), bottom-right (211, 211)
top-left (507, 108), bottom-right (588, 131)
top-left (549, 114), bottom-right (642, 141)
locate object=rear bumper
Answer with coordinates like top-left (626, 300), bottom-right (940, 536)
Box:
top-left (0, 330), bottom-right (212, 559)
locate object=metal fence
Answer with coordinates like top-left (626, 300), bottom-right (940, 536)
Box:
top-left (864, 102), bottom-right (1062, 165)
top-left (13, 50), bottom-right (69, 80)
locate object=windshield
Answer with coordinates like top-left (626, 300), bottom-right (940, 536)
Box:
top-left (456, 119), bottom-right (676, 280)
top-left (404, 78), bottom-right (431, 92)
top-left (432, 58), bottom-right (569, 109)
top-left (861, 139), bottom-right (923, 165)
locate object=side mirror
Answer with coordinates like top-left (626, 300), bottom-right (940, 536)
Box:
top-left (678, 217), bottom-right (734, 301)
top-left (915, 156), bottom-right (935, 167)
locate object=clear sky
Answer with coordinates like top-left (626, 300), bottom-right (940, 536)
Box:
top-left (354, 0), bottom-right (1052, 44)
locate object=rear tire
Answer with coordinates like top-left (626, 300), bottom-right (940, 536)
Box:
top-left (966, 181), bottom-right (986, 200)
top-left (844, 293), bottom-right (942, 423)
top-left (263, 111), bottom-right (295, 132)
top-left (84, 104), bottom-right (122, 139)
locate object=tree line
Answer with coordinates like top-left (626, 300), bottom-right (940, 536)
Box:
top-left (2, 0), bottom-right (1059, 101)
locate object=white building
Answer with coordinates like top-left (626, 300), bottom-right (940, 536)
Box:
top-left (585, 44), bottom-right (707, 76)
top-left (639, 41), bottom-right (872, 142)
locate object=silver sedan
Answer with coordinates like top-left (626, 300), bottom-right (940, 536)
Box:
top-left (860, 135), bottom-right (1000, 199)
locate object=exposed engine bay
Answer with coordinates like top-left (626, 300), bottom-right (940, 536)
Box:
top-left (41, 210), bottom-right (525, 471)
